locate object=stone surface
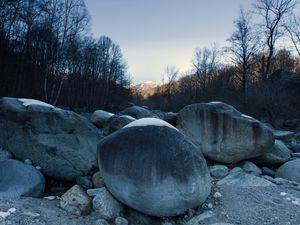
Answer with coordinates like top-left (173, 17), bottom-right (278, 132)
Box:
top-left (276, 159), bottom-right (300, 182)
top-left (76, 176), bottom-right (93, 190)
top-left (186, 211), bottom-right (214, 225)
top-left (0, 147), bottom-right (13, 160)
top-left (177, 102), bottom-right (274, 163)
top-left (87, 188), bottom-right (103, 197)
top-left (209, 165), bottom-right (230, 178)
top-left (59, 185), bottom-right (92, 216)
top-left (217, 167), bottom-right (275, 187)
top-left (97, 118), bottom-right (211, 217)
top-left (261, 167), bottom-right (276, 177)
top-left (0, 159), bottom-right (45, 199)
top-left (242, 161), bottom-right (262, 176)
top-left (105, 115), bottom-right (136, 134)
top-left (115, 217), bottom-right (128, 225)
top-left (94, 219), bottom-right (110, 225)
top-left (119, 106), bottom-right (157, 119)
top-left (93, 187), bottom-right (124, 220)
top-left (255, 140), bottom-right (291, 166)
top-left (271, 130), bottom-right (294, 142)
top-left (92, 171), bottom-right (105, 188)
top-left (0, 97), bottom-right (103, 181)
top-left (90, 110), bottom-right (114, 128)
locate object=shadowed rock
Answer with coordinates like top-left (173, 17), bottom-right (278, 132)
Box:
top-left (0, 97), bottom-right (103, 181)
top-left (177, 102), bottom-right (274, 163)
top-left (97, 118), bottom-right (211, 217)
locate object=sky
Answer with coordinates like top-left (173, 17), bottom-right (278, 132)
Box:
top-left (85, 0), bottom-right (254, 84)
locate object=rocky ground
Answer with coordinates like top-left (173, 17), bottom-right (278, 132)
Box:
top-left (1, 178), bottom-right (299, 225)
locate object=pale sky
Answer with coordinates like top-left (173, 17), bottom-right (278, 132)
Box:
top-left (85, 0), bottom-right (254, 84)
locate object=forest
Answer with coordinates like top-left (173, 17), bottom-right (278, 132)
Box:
top-left (1, 0), bottom-right (300, 125)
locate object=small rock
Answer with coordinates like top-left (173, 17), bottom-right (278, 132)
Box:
top-left (276, 159), bottom-right (300, 182)
top-left (242, 161), bottom-right (262, 176)
top-left (291, 153), bottom-right (300, 158)
top-left (93, 187), bottom-right (123, 220)
top-left (209, 165), bottom-right (229, 178)
top-left (213, 192), bottom-right (222, 198)
top-left (209, 223), bottom-right (234, 225)
top-left (217, 167), bottom-right (275, 187)
top-left (24, 159), bottom-right (32, 166)
top-left (187, 211), bottom-right (214, 225)
top-left (87, 188), bottom-right (103, 197)
top-left (76, 176), bottom-right (93, 189)
top-left (162, 222), bottom-right (173, 225)
top-left (59, 185), bottom-right (92, 216)
top-left (94, 219), bottom-right (110, 225)
top-left (262, 167), bottom-right (276, 177)
top-left (90, 110), bottom-right (114, 128)
top-left (115, 217), bottom-right (128, 225)
top-left (273, 177), bottom-right (289, 185)
top-left (207, 203), bottom-right (213, 209)
top-left (92, 171), bottom-right (105, 188)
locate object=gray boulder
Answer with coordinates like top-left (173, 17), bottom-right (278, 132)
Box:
top-left (242, 161), bottom-right (262, 176)
top-left (209, 165), bottom-right (230, 178)
top-left (91, 110), bottom-right (114, 128)
top-left (60, 185), bottom-right (92, 216)
top-left (177, 102), bottom-right (274, 163)
top-left (0, 97), bottom-right (103, 181)
top-left (104, 115), bottom-right (136, 134)
top-left (97, 118), bottom-right (211, 217)
top-left (217, 167), bottom-right (274, 187)
top-left (93, 187), bottom-right (124, 220)
top-left (0, 159), bottom-right (45, 198)
top-left (254, 140), bottom-right (291, 166)
top-left (119, 106), bottom-right (157, 119)
top-left (276, 159), bottom-right (300, 182)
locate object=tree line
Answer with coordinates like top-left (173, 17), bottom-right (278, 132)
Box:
top-left (0, 0), bottom-right (131, 111)
top-left (136, 0), bottom-right (300, 125)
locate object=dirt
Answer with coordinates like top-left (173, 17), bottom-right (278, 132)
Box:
top-left (0, 180), bottom-right (299, 225)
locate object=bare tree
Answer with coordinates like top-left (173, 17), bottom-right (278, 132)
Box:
top-left (254, 0), bottom-right (298, 80)
top-left (161, 65), bottom-right (178, 110)
top-left (285, 14), bottom-right (300, 56)
top-left (227, 8), bottom-right (259, 104)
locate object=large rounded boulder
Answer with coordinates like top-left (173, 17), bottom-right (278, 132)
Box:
top-left (0, 97), bottom-right (103, 181)
top-left (177, 102), bottom-right (274, 163)
top-left (97, 118), bottom-right (211, 217)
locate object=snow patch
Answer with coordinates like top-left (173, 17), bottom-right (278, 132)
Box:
top-left (124, 118), bottom-right (178, 130)
top-left (209, 101), bottom-right (223, 104)
top-left (0, 208), bottom-right (16, 219)
top-left (241, 114), bottom-right (253, 119)
top-left (19, 98), bottom-right (54, 108)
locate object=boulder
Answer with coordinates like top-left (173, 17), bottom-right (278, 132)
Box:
top-left (104, 115), bottom-right (136, 134)
top-left (91, 110), bottom-right (114, 128)
top-left (0, 147), bottom-right (13, 161)
top-left (177, 102), bottom-right (274, 163)
top-left (97, 118), bottom-right (211, 217)
top-left (153, 110), bottom-right (178, 126)
top-left (276, 159), bottom-right (300, 182)
top-left (0, 159), bottom-right (45, 198)
top-left (271, 130), bottom-right (294, 142)
top-left (209, 165), bottom-right (230, 178)
top-left (59, 185), bottom-right (92, 216)
top-left (0, 97), bottom-right (103, 181)
top-left (93, 187), bottom-right (124, 220)
top-left (119, 106), bottom-right (157, 119)
top-left (217, 167), bottom-right (274, 187)
top-left (242, 161), bottom-right (262, 176)
top-left (254, 140), bottom-right (291, 166)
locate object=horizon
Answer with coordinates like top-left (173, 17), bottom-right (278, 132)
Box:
top-left (85, 0), bottom-right (254, 84)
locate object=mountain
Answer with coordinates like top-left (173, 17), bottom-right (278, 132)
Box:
top-left (133, 81), bottom-right (162, 98)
